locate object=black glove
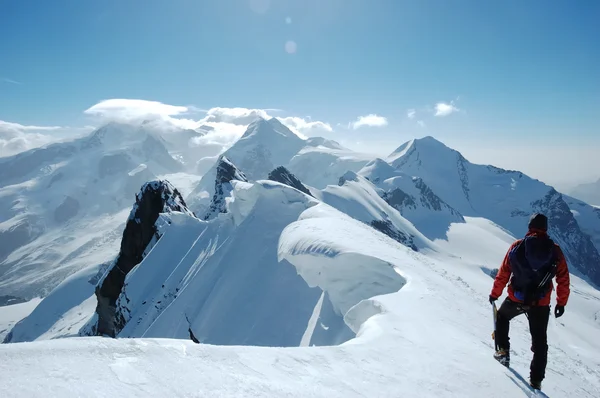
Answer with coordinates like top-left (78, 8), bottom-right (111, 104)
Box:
top-left (489, 295), bottom-right (498, 305)
top-left (554, 305), bottom-right (565, 318)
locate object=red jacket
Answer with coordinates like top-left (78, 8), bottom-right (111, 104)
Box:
top-left (490, 230), bottom-right (570, 307)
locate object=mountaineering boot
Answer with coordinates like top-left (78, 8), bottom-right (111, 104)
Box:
top-left (493, 349), bottom-right (510, 367)
top-left (529, 378), bottom-right (542, 390)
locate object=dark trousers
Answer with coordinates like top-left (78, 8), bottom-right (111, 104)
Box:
top-left (495, 297), bottom-right (550, 382)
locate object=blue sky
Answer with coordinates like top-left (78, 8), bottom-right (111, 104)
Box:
top-left (0, 0), bottom-right (598, 186)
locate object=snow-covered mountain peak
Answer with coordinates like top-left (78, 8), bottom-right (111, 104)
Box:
top-left (188, 119), bottom-right (308, 213)
top-left (359, 158), bottom-right (401, 183)
top-left (387, 136), bottom-right (464, 169)
top-left (239, 117), bottom-right (304, 142)
top-left (84, 122), bottom-right (148, 149)
top-left (304, 137), bottom-right (345, 150)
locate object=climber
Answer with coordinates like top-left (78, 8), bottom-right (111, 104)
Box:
top-left (489, 213), bottom-right (570, 390)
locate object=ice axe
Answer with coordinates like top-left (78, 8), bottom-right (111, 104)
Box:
top-left (491, 301), bottom-right (498, 351)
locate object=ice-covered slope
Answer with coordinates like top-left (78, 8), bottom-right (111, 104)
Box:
top-left (286, 138), bottom-right (374, 189)
top-left (359, 158), bottom-right (464, 240)
top-left (2, 194), bottom-right (599, 397)
top-left (569, 178), bottom-right (600, 207)
top-left (0, 298), bottom-right (41, 341)
top-left (0, 122), bottom-right (184, 300)
top-left (388, 136), bottom-right (600, 287)
top-left (314, 171), bottom-right (433, 251)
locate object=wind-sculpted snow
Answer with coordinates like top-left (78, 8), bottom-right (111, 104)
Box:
top-left (278, 205), bottom-right (408, 323)
top-left (110, 180), bottom-right (376, 347)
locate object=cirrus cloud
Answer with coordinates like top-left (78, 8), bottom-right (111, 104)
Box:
top-left (351, 114), bottom-right (388, 129)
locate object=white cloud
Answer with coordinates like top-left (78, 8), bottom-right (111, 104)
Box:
top-left (0, 120), bottom-right (62, 133)
top-left (407, 109), bottom-right (416, 119)
top-left (417, 120), bottom-right (426, 128)
top-left (276, 116), bottom-right (332, 134)
top-left (202, 107), bottom-right (270, 125)
top-left (85, 99), bottom-right (188, 121)
top-left (83, 99), bottom-right (334, 153)
top-left (0, 121), bottom-right (91, 158)
top-left (434, 101), bottom-right (460, 117)
top-left (351, 114), bottom-right (388, 129)
top-left (84, 99), bottom-right (208, 131)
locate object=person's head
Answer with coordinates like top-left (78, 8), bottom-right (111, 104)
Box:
top-left (528, 213), bottom-right (548, 232)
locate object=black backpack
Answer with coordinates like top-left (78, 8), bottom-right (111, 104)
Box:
top-left (508, 235), bottom-right (558, 305)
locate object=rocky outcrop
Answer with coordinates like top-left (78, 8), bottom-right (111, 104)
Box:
top-left (382, 177), bottom-right (463, 220)
top-left (204, 156), bottom-right (248, 220)
top-left (268, 166), bottom-right (312, 196)
top-left (89, 180), bottom-right (193, 337)
top-left (532, 188), bottom-right (600, 287)
top-left (370, 219), bottom-right (418, 251)
top-left (0, 295), bottom-right (26, 307)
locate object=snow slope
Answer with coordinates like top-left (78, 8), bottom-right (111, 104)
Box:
top-left (287, 138), bottom-right (373, 189)
top-left (0, 122), bottom-right (190, 300)
top-left (1, 196), bottom-right (599, 397)
top-left (314, 170), bottom-right (432, 251)
top-left (0, 298), bottom-right (41, 341)
top-left (359, 158), bottom-right (464, 240)
top-left (94, 178), bottom-right (410, 347)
